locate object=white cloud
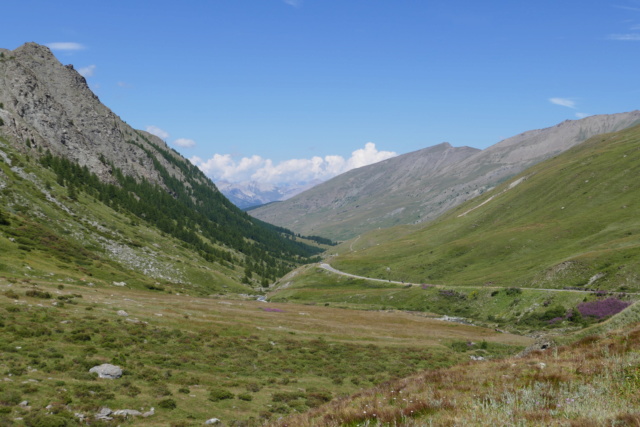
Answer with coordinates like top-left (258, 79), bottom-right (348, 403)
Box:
top-left (575, 112), bottom-right (589, 119)
top-left (174, 138), bottom-right (196, 148)
top-left (46, 42), bottom-right (85, 51)
top-left (191, 142), bottom-right (397, 186)
top-left (607, 33), bottom-right (640, 40)
top-left (117, 81), bottom-right (132, 88)
top-left (146, 125), bottom-right (170, 140)
top-left (78, 65), bottom-right (96, 77)
top-left (549, 97), bottom-right (576, 108)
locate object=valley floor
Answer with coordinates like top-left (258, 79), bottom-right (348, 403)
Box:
top-left (0, 276), bottom-right (529, 426)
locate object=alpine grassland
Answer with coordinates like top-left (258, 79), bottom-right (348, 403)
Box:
top-left (0, 278), bottom-right (530, 426)
top-left (327, 123), bottom-right (640, 293)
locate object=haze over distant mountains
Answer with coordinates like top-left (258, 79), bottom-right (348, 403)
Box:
top-left (250, 111), bottom-right (640, 240)
top-left (217, 180), bottom-right (321, 210)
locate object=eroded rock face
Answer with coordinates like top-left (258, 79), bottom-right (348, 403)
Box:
top-left (89, 363), bottom-right (123, 379)
top-left (0, 42), bottom-right (212, 192)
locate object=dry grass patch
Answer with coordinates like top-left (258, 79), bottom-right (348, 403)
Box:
top-left (271, 322), bottom-right (640, 426)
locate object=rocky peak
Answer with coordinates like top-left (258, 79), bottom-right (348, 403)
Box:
top-left (0, 42), bottom-right (207, 192)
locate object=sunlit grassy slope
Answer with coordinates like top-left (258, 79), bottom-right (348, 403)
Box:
top-left (331, 123), bottom-right (640, 292)
top-left (0, 137), bottom-right (328, 295)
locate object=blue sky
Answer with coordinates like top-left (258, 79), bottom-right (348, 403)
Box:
top-left (4, 0), bottom-right (640, 186)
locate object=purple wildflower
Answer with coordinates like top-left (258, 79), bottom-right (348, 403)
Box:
top-left (577, 298), bottom-right (631, 319)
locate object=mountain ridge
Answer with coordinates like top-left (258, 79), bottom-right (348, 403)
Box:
top-left (327, 122), bottom-right (640, 291)
top-left (250, 111), bottom-right (640, 240)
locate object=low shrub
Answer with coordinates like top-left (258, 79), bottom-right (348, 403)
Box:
top-left (272, 391), bottom-right (305, 403)
top-left (208, 388), bottom-right (234, 402)
top-left (3, 290), bottom-right (19, 299)
top-left (439, 289), bottom-right (466, 300)
top-left (25, 289), bottom-right (51, 299)
top-left (238, 392), bottom-right (253, 401)
top-left (0, 390), bottom-right (21, 406)
top-left (505, 287), bottom-right (522, 296)
top-left (158, 398), bottom-right (177, 409)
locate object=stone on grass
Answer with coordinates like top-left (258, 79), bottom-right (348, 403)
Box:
top-left (117, 310), bottom-right (129, 316)
top-left (95, 407), bottom-right (113, 421)
top-left (205, 418), bottom-right (221, 425)
top-left (89, 364), bottom-right (122, 379)
top-left (113, 409), bottom-right (142, 417)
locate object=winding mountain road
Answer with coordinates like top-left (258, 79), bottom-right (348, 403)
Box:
top-left (320, 263), bottom-right (409, 285)
top-left (318, 263), bottom-right (631, 295)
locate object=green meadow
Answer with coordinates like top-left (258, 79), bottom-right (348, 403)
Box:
top-left (0, 277), bottom-right (529, 426)
top-left (328, 124), bottom-right (640, 293)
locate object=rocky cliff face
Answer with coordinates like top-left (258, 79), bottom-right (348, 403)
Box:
top-left (250, 111), bottom-right (640, 240)
top-left (0, 43), bottom-right (207, 190)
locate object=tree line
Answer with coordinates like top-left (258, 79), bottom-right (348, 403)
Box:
top-left (39, 147), bottom-right (323, 285)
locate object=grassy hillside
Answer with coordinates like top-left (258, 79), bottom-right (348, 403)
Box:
top-left (0, 276), bottom-right (529, 426)
top-left (331, 123), bottom-right (640, 293)
top-left (0, 136), bottom-right (324, 294)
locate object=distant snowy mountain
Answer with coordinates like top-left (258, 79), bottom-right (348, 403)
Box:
top-left (217, 180), bottom-right (322, 209)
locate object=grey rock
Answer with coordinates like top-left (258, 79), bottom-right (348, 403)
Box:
top-left (95, 407), bottom-right (113, 421)
top-left (205, 418), bottom-right (221, 425)
top-left (113, 409), bottom-right (142, 417)
top-left (517, 337), bottom-right (557, 358)
top-left (89, 364), bottom-right (123, 379)
top-left (18, 400), bottom-right (28, 407)
top-left (0, 43), bottom-right (200, 191)
top-left (117, 310), bottom-right (129, 316)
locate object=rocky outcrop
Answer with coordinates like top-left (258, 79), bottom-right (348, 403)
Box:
top-left (0, 43), bottom-right (212, 192)
top-left (89, 363), bottom-right (123, 379)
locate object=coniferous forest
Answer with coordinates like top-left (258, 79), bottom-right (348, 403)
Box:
top-left (38, 141), bottom-right (323, 285)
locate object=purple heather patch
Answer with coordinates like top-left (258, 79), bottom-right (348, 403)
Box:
top-left (577, 298), bottom-right (631, 319)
